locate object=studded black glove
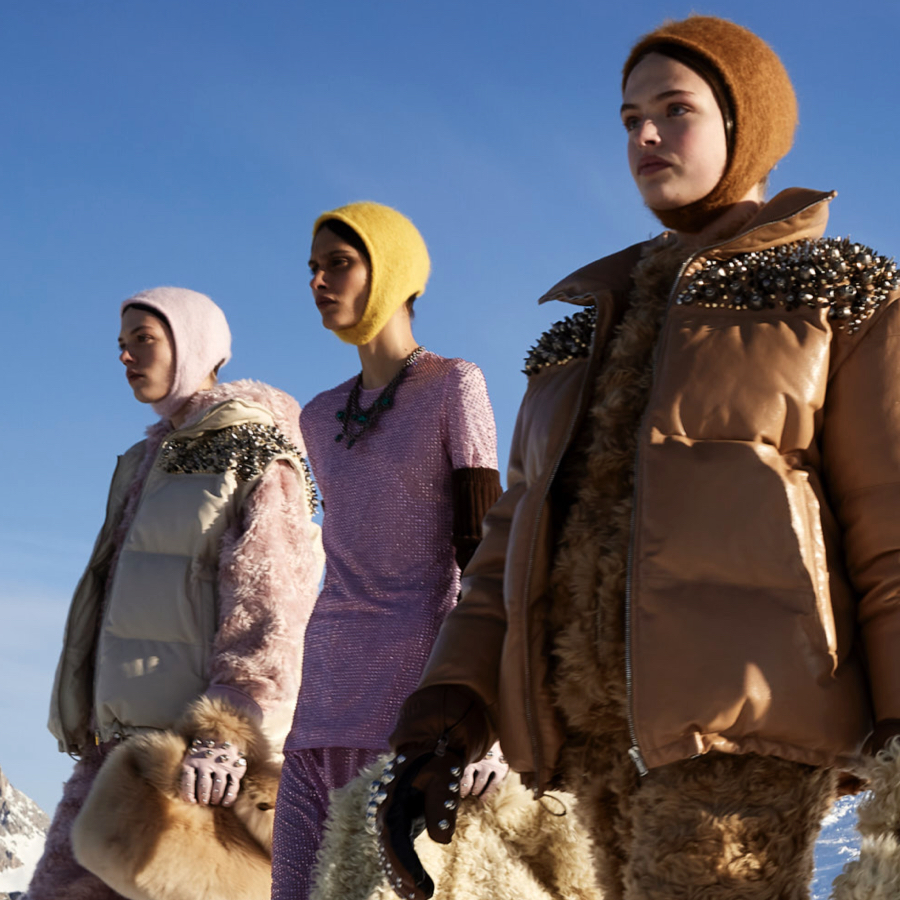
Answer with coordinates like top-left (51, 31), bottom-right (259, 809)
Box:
top-left (372, 685), bottom-right (492, 899)
top-left (369, 746), bottom-right (465, 899)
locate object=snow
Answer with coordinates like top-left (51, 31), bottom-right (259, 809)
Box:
top-left (0, 764), bottom-right (51, 898)
top-left (0, 828), bottom-right (45, 895)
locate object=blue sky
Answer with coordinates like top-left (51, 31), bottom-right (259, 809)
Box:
top-left (2, 0), bottom-right (899, 815)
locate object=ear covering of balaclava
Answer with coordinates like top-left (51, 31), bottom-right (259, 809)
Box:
top-left (121, 286), bottom-right (232, 421)
top-left (622, 16), bottom-right (798, 233)
top-left (313, 201), bottom-right (431, 346)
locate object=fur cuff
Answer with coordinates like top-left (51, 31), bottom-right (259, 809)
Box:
top-left (832, 736), bottom-right (900, 898)
top-left (175, 694), bottom-right (271, 769)
top-left (71, 702), bottom-right (282, 899)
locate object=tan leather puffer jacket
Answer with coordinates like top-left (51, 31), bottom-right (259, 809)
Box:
top-left (419, 188), bottom-right (900, 793)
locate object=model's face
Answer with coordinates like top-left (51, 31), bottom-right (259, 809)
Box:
top-left (622, 53), bottom-right (728, 211)
top-left (118, 307), bottom-right (175, 404)
top-left (308, 228), bottom-right (371, 332)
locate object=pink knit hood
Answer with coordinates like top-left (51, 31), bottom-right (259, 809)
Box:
top-left (121, 286), bottom-right (232, 421)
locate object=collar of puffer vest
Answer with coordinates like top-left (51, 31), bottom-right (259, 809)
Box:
top-left (145, 379), bottom-right (304, 452)
top-left (537, 187), bottom-right (836, 308)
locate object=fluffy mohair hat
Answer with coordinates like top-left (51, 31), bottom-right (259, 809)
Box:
top-left (622, 15), bottom-right (798, 233)
top-left (121, 286), bottom-right (232, 420)
top-left (313, 201), bottom-right (431, 346)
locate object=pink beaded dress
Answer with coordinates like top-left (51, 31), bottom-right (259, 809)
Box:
top-left (271, 351), bottom-right (498, 900)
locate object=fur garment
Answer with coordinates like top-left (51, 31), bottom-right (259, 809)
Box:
top-left (309, 757), bottom-right (601, 900)
top-left (548, 237), bottom-right (682, 894)
top-left (832, 737), bottom-right (900, 899)
top-left (71, 696), bottom-right (281, 900)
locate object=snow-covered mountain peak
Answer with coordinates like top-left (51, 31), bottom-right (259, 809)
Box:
top-left (0, 763), bottom-right (50, 899)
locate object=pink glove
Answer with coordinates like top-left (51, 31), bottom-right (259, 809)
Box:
top-left (459, 743), bottom-right (508, 799)
top-left (179, 738), bottom-right (247, 807)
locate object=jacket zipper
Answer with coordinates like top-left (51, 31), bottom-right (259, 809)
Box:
top-left (623, 195), bottom-right (830, 776)
top-left (521, 311), bottom-right (602, 795)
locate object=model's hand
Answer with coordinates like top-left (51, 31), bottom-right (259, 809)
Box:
top-left (179, 738), bottom-right (247, 807)
top-left (370, 747), bottom-right (466, 900)
top-left (460, 743), bottom-right (508, 799)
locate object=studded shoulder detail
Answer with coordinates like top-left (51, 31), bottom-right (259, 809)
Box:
top-left (523, 306), bottom-right (597, 376)
top-left (675, 238), bottom-right (900, 334)
top-left (158, 422), bottom-right (320, 515)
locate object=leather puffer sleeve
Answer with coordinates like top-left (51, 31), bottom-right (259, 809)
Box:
top-left (417, 403), bottom-right (528, 732)
top-left (206, 459), bottom-right (324, 721)
top-left (823, 296), bottom-right (900, 723)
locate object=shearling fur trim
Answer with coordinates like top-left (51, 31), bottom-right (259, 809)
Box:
top-left (175, 695), bottom-right (272, 768)
top-left (549, 239), bottom-right (686, 741)
top-left (179, 379), bottom-right (305, 450)
top-left (71, 709), bottom-right (281, 900)
top-left (310, 757), bottom-right (601, 900)
top-left (627, 752), bottom-right (834, 899)
top-left (832, 737), bottom-right (900, 898)
top-left (547, 239), bottom-right (686, 891)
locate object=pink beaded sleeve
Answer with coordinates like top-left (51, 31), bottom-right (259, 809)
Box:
top-left (441, 361), bottom-right (499, 472)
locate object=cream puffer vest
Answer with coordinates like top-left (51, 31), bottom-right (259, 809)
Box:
top-left (50, 396), bottom-right (312, 753)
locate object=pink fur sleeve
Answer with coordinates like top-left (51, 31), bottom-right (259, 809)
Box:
top-left (206, 460), bottom-right (322, 721)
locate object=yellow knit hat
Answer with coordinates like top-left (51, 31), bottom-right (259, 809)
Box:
top-left (313, 201), bottom-right (431, 346)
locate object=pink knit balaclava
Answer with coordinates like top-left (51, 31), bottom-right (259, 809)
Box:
top-left (121, 286), bottom-right (232, 420)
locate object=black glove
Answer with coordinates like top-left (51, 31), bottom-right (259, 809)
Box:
top-left (372, 685), bottom-right (492, 900)
top-left (369, 746), bottom-right (465, 899)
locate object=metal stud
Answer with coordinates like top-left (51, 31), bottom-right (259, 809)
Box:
top-left (671, 236), bottom-right (897, 335)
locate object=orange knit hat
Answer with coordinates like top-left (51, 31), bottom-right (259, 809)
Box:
top-left (622, 16), bottom-right (797, 233)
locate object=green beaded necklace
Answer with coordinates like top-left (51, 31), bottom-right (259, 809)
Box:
top-left (334, 346), bottom-right (425, 449)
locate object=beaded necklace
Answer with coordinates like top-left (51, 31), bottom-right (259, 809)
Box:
top-left (334, 346), bottom-right (425, 448)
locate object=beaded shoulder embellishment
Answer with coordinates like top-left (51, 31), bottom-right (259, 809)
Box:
top-left (523, 306), bottom-right (597, 376)
top-left (675, 238), bottom-right (900, 334)
top-left (158, 422), bottom-right (320, 514)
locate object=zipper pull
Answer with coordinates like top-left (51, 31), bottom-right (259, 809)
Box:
top-left (628, 745), bottom-right (649, 777)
